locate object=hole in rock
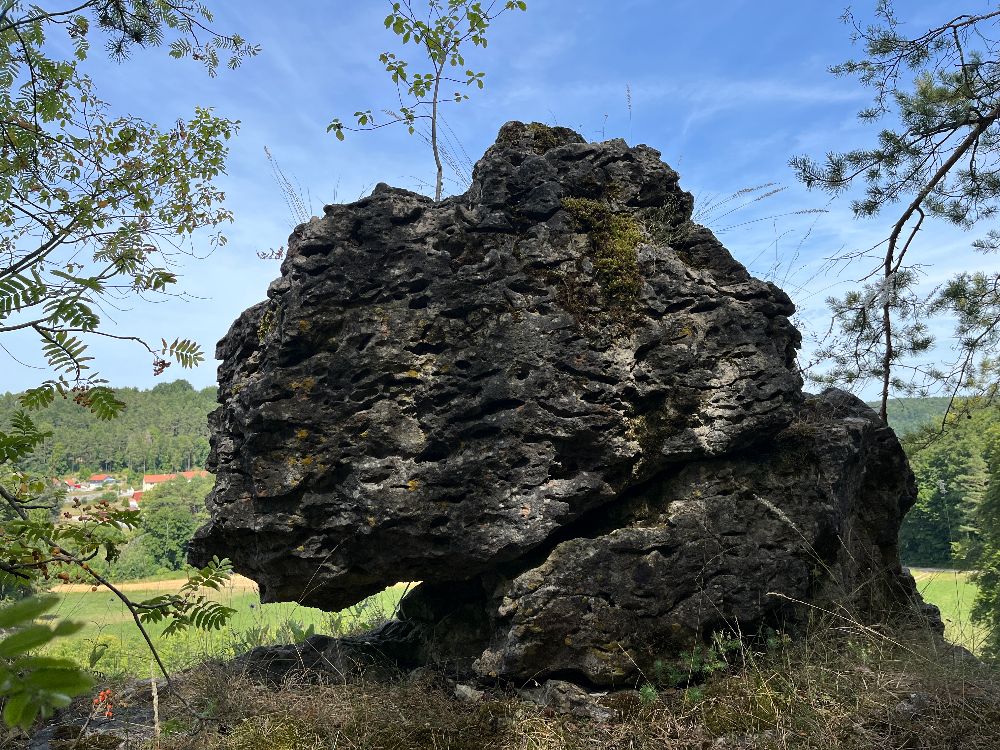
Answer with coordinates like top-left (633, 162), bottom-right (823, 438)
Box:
top-left (506, 278), bottom-right (546, 295)
top-left (690, 299), bottom-right (721, 314)
top-left (478, 398), bottom-right (527, 419)
top-left (440, 303), bottom-right (482, 319)
top-left (458, 424), bottom-right (503, 440)
top-left (407, 341), bottom-right (448, 355)
top-left (350, 368), bottom-right (372, 384)
top-left (663, 299), bottom-right (694, 314)
top-left (417, 441), bottom-right (450, 463)
top-left (327, 582), bottom-right (414, 637)
top-left (353, 332), bottom-right (374, 351)
top-left (359, 466), bottom-right (394, 484)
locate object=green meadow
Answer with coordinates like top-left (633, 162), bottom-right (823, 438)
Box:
top-left (40, 578), bottom-right (407, 677)
top-left (37, 569), bottom-right (986, 678)
top-left (910, 568), bottom-right (988, 652)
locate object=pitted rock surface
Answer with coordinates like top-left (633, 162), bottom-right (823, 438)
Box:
top-left (191, 122), bottom-right (930, 688)
top-left (466, 389), bottom-right (922, 685)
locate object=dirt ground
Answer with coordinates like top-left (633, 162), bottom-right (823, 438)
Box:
top-left (58, 574), bottom-right (260, 593)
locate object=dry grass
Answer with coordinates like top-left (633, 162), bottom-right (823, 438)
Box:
top-left (56, 576), bottom-right (260, 595)
top-left (139, 622), bottom-right (1000, 750)
top-left (160, 667), bottom-right (707, 750)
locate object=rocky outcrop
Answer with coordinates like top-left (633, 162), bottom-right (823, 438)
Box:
top-left (191, 122), bottom-right (931, 689)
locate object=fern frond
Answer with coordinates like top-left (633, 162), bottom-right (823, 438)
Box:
top-left (43, 298), bottom-right (100, 331)
top-left (19, 379), bottom-right (67, 410)
top-left (72, 386), bottom-right (125, 421)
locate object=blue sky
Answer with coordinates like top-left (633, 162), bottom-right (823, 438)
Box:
top-left (3, 0), bottom-right (994, 395)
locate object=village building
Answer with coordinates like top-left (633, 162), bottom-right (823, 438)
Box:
top-left (142, 469), bottom-right (209, 491)
top-left (86, 474), bottom-right (117, 491)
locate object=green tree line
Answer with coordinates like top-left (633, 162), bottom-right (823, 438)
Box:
top-left (0, 379), bottom-right (216, 477)
top-left (872, 397), bottom-right (998, 569)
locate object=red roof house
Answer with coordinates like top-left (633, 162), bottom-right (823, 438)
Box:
top-left (142, 470), bottom-right (208, 490)
top-left (142, 473), bottom-right (176, 489)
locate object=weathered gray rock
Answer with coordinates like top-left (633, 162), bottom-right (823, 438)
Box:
top-left (191, 121), bottom-right (931, 690)
top-left (467, 389), bottom-right (922, 686)
top-left (517, 679), bottom-right (615, 721)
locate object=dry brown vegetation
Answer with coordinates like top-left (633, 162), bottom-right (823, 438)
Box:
top-left (27, 617), bottom-right (997, 750)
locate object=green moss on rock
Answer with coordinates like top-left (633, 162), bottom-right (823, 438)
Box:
top-left (495, 121), bottom-right (576, 155)
top-left (256, 306), bottom-right (276, 344)
top-left (526, 122), bottom-right (562, 154)
top-left (561, 197), bottom-right (644, 308)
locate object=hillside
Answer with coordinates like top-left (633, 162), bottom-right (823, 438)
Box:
top-left (867, 396), bottom-right (953, 436)
top-left (0, 379), bottom-right (217, 476)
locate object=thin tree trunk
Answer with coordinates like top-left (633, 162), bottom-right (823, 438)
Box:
top-left (880, 266), bottom-right (892, 424)
top-left (432, 64), bottom-right (443, 201)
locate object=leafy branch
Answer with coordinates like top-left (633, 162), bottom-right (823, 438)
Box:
top-left (329, 0), bottom-right (526, 200)
top-left (0, 0), bottom-right (253, 730)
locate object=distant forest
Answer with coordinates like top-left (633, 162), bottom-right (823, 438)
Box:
top-left (874, 397), bottom-right (952, 436)
top-left (874, 397), bottom-right (1000, 567)
top-left (0, 380), bottom-right (216, 477)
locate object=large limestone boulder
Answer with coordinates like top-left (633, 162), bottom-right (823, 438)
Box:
top-left (190, 122), bottom-right (929, 688)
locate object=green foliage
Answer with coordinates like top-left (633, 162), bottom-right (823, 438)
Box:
top-left (899, 411), bottom-right (996, 566)
top-left (872, 396), bottom-right (952, 436)
top-left (796, 2), bottom-right (1000, 648)
top-left (0, 470), bottom-right (138, 594)
top-left (0, 3), bottom-right (256, 392)
top-left (0, 2), bottom-right (253, 728)
top-left (80, 474), bottom-right (212, 581)
top-left (326, 591), bottom-right (393, 637)
top-left (0, 380), bottom-right (216, 476)
top-left (137, 557), bottom-right (237, 636)
top-left (329, 0), bottom-right (526, 199)
top-left (637, 681), bottom-right (658, 704)
top-left (886, 398), bottom-right (1000, 569)
top-left (0, 410), bottom-right (49, 464)
top-left (125, 475), bottom-right (212, 575)
top-left (972, 456), bottom-right (1000, 660)
top-left (877, 396), bottom-right (1000, 655)
top-left (791, 4), bottom-right (1000, 417)
top-left (0, 596), bottom-right (92, 730)
top-left (228, 618), bottom-right (317, 656)
top-left (638, 633), bottom-right (744, 705)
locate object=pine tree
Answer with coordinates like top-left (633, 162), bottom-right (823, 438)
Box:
top-left (791, 5), bottom-right (1000, 421)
